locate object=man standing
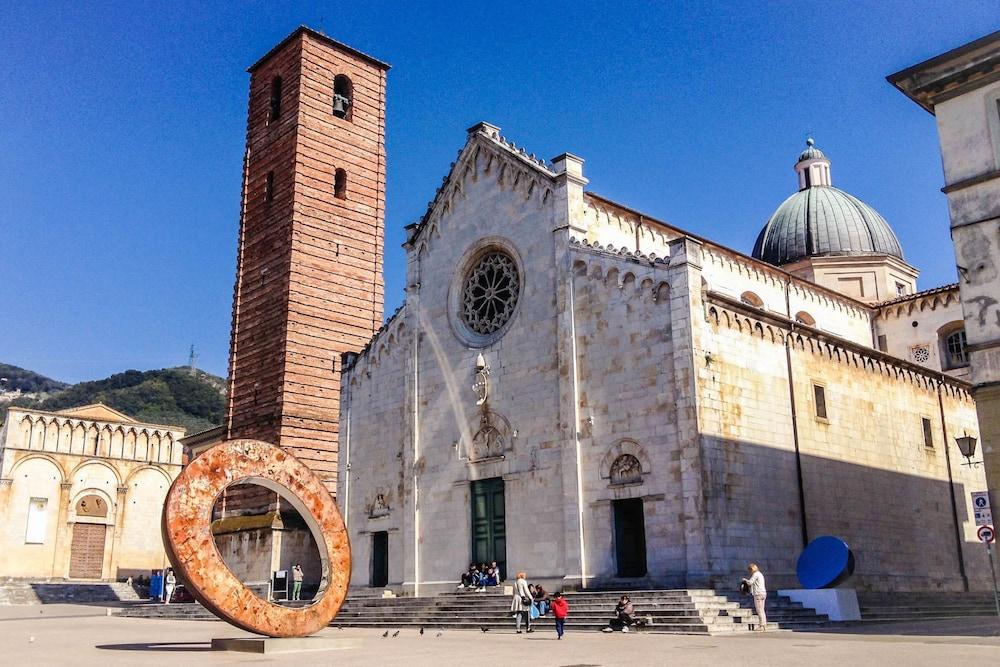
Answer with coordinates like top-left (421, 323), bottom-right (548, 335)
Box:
top-left (291, 564), bottom-right (304, 601)
top-left (742, 563), bottom-right (767, 631)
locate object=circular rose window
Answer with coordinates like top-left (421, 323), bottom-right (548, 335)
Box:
top-left (461, 250), bottom-right (520, 336)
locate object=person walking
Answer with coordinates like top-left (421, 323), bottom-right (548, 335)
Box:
top-left (550, 591), bottom-right (569, 640)
top-left (510, 572), bottom-right (534, 634)
top-left (742, 563), bottom-right (767, 631)
top-left (291, 564), bottom-right (304, 601)
top-left (163, 569), bottom-right (176, 605)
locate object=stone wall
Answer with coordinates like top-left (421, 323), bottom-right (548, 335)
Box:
top-left (699, 295), bottom-right (988, 591)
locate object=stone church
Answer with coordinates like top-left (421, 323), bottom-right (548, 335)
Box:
top-left (223, 28), bottom-right (989, 598)
top-left (0, 404), bottom-right (184, 580)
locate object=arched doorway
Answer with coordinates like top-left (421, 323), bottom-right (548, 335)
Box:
top-left (69, 494), bottom-right (108, 579)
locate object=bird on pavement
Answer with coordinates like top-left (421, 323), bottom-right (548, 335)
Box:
top-left (419, 627), bottom-right (425, 635)
top-left (392, 630), bottom-right (400, 637)
top-left (480, 626), bottom-right (489, 633)
top-left (382, 631), bottom-right (389, 638)
top-left (436, 632), bottom-right (443, 637)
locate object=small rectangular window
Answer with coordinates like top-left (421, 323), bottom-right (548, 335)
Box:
top-left (896, 282), bottom-right (907, 296)
top-left (922, 417), bottom-right (934, 448)
top-left (877, 335), bottom-right (887, 352)
top-left (25, 497), bottom-right (48, 544)
top-left (813, 384), bottom-right (827, 420)
top-left (265, 171), bottom-right (274, 203)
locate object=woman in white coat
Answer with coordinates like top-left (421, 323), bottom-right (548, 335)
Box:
top-left (510, 572), bottom-right (534, 634)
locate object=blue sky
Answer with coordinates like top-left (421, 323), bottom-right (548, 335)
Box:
top-left (1, 2), bottom-right (996, 383)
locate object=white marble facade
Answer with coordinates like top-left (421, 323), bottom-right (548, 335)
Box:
top-left (338, 123), bottom-right (989, 596)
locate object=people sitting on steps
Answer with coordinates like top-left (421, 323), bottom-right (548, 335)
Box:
top-left (457, 563), bottom-right (481, 590)
top-left (602, 595), bottom-right (639, 633)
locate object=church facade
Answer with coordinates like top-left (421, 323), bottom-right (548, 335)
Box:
top-left (0, 404), bottom-right (184, 580)
top-left (218, 28), bottom-right (990, 597)
top-left (337, 123), bottom-right (989, 595)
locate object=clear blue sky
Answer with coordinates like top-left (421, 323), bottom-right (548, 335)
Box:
top-left (1, 2), bottom-right (996, 383)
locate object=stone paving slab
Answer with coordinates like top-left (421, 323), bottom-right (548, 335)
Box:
top-left (1, 605), bottom-right (998, 666)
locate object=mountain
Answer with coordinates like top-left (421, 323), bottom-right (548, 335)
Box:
top-left (0, 363), bottom-right (68, 397)
top-left (1, 366), bottom-right (226, 434)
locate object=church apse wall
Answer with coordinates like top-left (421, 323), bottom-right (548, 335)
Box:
top-left (699, 296), bottom-right (989, 592)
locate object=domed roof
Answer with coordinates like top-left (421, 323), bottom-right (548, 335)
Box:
top-left (798, 138), bottom-right (825, 162)
top-left (752, 140), bottom-right (904, 266)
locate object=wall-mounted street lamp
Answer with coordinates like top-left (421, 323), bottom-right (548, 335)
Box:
top-left (956, 434), bottom-right (981, 468)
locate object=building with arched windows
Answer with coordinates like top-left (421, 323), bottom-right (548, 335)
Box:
top-left (0, 404), bottom-right (184, 580)
top-left (220, 28), bottom-right (987, 600)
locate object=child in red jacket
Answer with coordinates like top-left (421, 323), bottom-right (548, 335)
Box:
top-left (550, 591), bottom-right (569, 639)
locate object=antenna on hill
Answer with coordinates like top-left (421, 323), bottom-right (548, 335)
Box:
top-left (188, 344), bottom-right (198, 372)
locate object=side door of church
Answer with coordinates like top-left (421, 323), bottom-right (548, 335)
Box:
top-left (470, 478), bottom-right (507, 580)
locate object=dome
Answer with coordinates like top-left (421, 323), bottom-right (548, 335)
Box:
top-left (752, 140), bottom-right (904, 266)
top-left (798, 138), bottom-right (825, 162)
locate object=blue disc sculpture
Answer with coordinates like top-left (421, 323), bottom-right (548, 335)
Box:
top-left (796, 536), bottom-right (855, 589)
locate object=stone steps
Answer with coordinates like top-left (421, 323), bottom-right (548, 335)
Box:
top-left (0, 581), bottom-right (146, 606)
top-left (115, 588), bottom-right (829, 634)
top-left (858, 592), bottom-right (1000, 623)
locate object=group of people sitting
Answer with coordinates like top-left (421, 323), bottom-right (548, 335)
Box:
top-left (457, 561), bottom-right (503, 592)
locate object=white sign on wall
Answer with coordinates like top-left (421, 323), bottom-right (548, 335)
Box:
top-left (24, 497), bottom-right (48, 544)
top-left (972, 491), bottom-right (993, 527)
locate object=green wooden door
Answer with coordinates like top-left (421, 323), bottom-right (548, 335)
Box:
top-left (470, 477), bottom-right (506, 580)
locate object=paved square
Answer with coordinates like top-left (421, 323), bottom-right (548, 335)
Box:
top-left (1, 604), bottom-right (999, 666)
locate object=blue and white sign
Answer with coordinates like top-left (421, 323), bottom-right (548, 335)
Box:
top-left (972, 491), bottom-right (993, 527)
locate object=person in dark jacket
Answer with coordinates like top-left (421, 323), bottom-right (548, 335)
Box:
top-left (602, 595), bottom-right (635, 632)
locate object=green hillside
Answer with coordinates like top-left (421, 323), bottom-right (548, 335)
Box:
top-left (0, 363), bottom-right (68, 395)
top-left (1, 366), bottom-right (226, 434)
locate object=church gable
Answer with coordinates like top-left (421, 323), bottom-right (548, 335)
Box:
top-left (405, 122), bottom-right (556, 261)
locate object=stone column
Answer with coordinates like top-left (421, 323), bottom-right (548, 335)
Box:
top-left (107, 485), bottom-right (129, 580)
top-left (666, 237), bottom-right (712, 587)
top-left (50, 481), bottom-right (73, 579)
top-left (550, 151), bottom-right (590, 588)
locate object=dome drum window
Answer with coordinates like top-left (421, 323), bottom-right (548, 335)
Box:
top-left (460, 250), bottom-right (520, 336)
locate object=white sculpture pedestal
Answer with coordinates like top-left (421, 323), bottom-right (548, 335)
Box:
top-left (777, 588), bottom-right (861, 621)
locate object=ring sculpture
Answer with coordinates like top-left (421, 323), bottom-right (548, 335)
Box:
top-left (161, 439), bottom-right (351, 637)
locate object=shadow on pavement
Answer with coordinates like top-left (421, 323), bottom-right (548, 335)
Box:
top-left (95, 642), bottom-right (214, 652)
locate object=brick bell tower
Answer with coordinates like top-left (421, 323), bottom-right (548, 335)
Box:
top-left (226, 27), bottom-right (388, 493)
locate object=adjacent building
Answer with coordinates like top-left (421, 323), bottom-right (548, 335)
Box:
top-left (889, 30), bottom-right (1000, 533)
top-left (0, 404), bottom-right (184, 580)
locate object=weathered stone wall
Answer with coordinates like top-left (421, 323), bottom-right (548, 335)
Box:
top-left (699, 296), bottom-right (988, 591)
top-left (568, 247), bottom-right (683, 584)
top-left (874, 287), bottom-right (969, 378)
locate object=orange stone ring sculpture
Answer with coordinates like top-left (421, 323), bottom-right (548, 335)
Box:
top-left (162, 439), bottom-right (350, 637)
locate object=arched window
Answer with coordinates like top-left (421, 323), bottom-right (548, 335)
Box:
top-left (740, 291), bottom-right (764, 309)
top-left (939, 323), bottom-right (969, 369)
top-left (794, 311), bottom-right (816, 326)
top-left (334, 168), bottom-right (347, 200)
top-left (269, 76), bottom-right (282, 121)
top-left (333, 74), bottom-right (353, 120)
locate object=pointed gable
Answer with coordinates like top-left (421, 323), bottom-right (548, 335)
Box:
top-left (56, 403), bottom-right (137, 423)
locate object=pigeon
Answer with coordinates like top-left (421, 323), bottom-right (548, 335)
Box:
top-left (392, 630), bottom-right (400, 638)
top-left (382, 631), bottom-right (389, 638)
top-left (338, 624), bottom-right (343, 630)
top-left (436, 632), bottom-right (443, 637)
top-left (419, 627), bottom-right (424, 635)
top-left (480, 626), bottom-right (489, 633)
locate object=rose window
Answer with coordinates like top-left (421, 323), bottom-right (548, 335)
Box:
top-left (461, 251), bottom-right (520, 335)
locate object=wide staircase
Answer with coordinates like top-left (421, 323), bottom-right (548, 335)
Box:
top-left (858, 591), bottom-right (1000, 622)
top-left (0, 579), bottom-right (145, 605)
top-left (117, 589), bottom-right (828, 634)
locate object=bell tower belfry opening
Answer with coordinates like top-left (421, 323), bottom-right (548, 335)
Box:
top-left (226, 27), bottom-right (389, 493)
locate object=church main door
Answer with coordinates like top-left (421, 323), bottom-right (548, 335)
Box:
top-left (470, 478), bottom-right (506, 580)
top-left (69, 522), bottom-right (106, 579)
top-left (613, 498), bottom-right (647, 578)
